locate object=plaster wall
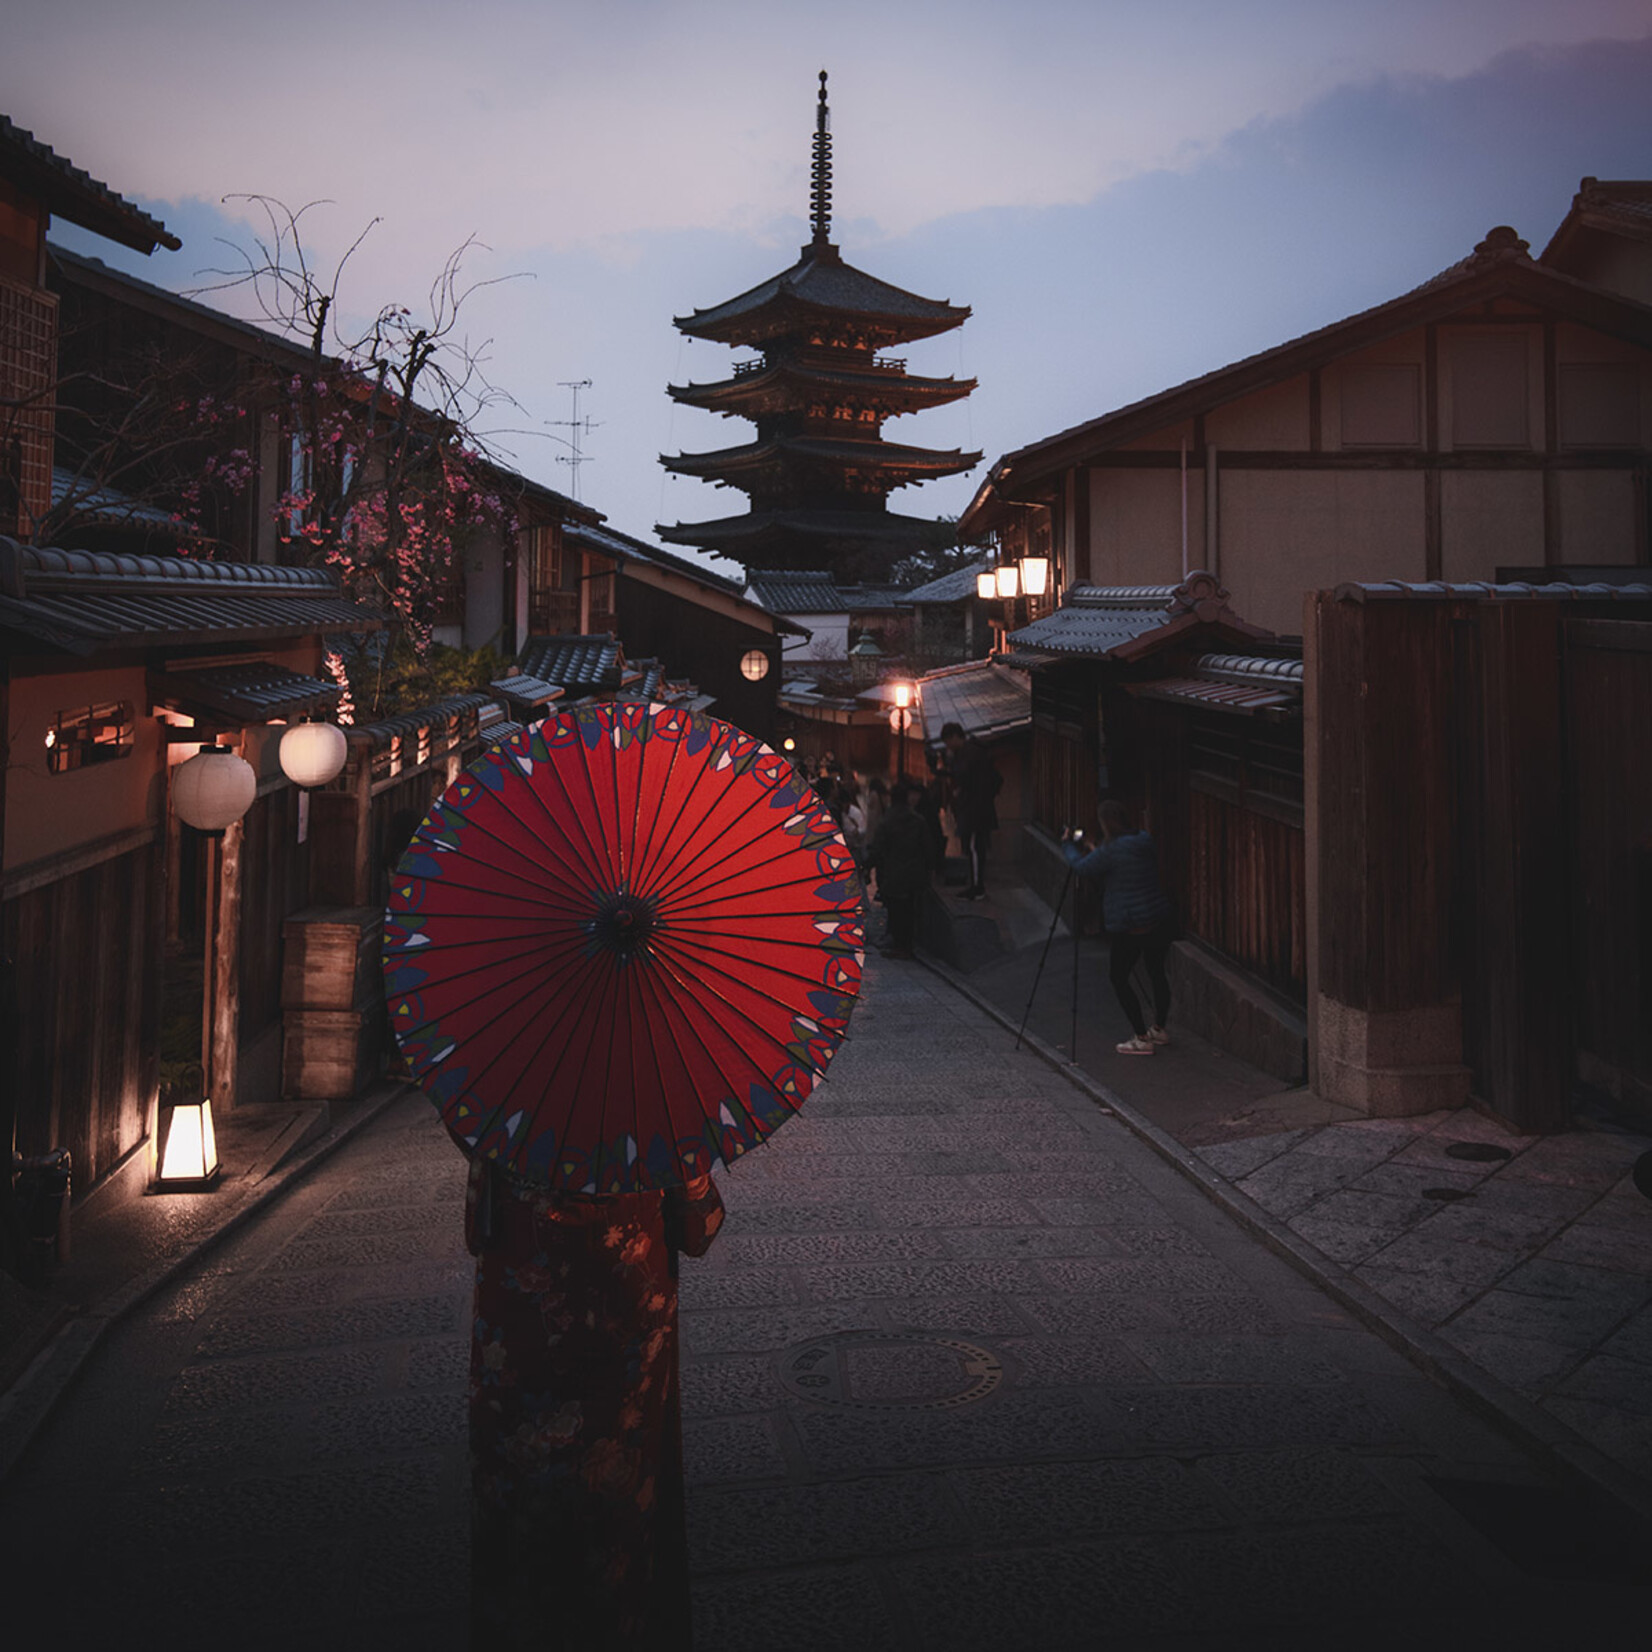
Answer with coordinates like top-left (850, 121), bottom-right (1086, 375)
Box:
top-left (1440, 472), bottom-right (1544, 582)
top-left (7, 663), bottom-right (160, 870)
top-left (464, 530), bottom-right (506, 652)
top-left (1087, 466), bottom-right (1193, 587)
top-left (1205, 375), bottom-right (1311, 450)
top-left (786, 610), bottom-right (850, 662)
top-left (1219, 470), bottom-right (1426, 635)
top-left (1557, 470), bottom-right (1640, 564)
top-left (1321, 331), bottom-right (1427, 452)
top-left (1438, 325), bottom-right (1543, 453)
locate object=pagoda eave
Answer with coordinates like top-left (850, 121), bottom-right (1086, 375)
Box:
top-left (668, 368), bottom-right (976, 419)
top-left (661, 440), bottom-right (980, 489)
top-left (657, 507), bottom-right (944, 554)
top-left (675, 291), bottom-right (971, 352)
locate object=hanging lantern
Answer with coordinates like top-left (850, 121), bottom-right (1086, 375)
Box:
top-left (172, 742), bottom-right (256, 834)
top-left (279, 719), bottom-right (348, 789)
top-left (995, 564), bottom-right (1020, 598)
top-left (975, 571), bottom-right (996, 600)
top-left (1020, 556), bottom-right (1050, 597)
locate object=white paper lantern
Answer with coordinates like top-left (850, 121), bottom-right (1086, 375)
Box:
top-left (995, 564), bottom-right (1020, 598)
top-left (975, 571), bottom-right (996, 600)
top-left (172, 743), bottom-right (256, 833)
top-left (1020, 555), bottom-right (1050, 597)
top-left (279, 720), bottom-right (348, 788)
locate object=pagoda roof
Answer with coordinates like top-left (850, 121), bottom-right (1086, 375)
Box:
top-left (674, 240), bottom-right (970, 349)
top-left (656, 506), bottom-right (944, 555)
top-left (661, 433), bottom-right (980, 487)
top-left (669, 359), bottom-right (974, 419)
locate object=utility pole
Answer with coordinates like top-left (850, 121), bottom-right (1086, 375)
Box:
top-left (549, 379), bottom-right (600, 501)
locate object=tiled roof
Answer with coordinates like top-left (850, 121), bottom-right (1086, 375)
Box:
top-left (517, 634), bottom-right (625, 691)
top-left (1541, 177), bottom-right (1652, 266)
top-left (154, 661), bottom-right (342, 724)
top-left (839, 584), bottom-right (907, 612)
top-left (675, 242), bottom-right (969, 346)
top-left (487, 673), bottom-right (563, 711)
top-left (1, 115), bottom-right (179, 253)
top-left (1337, 580), bottom-right (1652, 604)
top-left (918, 659), bottom-right (1031, 747)
top-left (1127, 654), bottom-right (1304, 718)
top-left (358, 693), bottom-right (490, 751)
top-left (904, 558), bottom-right (992, 604)
top-left (1007, 584), bottom-right (1179, 658)
top-left (1006, 573), bottom-right (1271, 663)
top-left (744, 570), bottom-right (847, 614)
top-left (52, 466), bottom-right (197, 533)
top-left (563, 519), bottom-right (744, 596)
top-left (0, 538), bottom-right (382, 654)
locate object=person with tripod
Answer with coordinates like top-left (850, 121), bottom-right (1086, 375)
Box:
top-left (1062, 800), bottom-right (1175, 1056)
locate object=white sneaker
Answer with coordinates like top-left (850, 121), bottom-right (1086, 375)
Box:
top-left (1116, 1037), bottom-right (1155, 1056)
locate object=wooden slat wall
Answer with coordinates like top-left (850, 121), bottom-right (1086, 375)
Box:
top-left (1314, 597), bottom-right (1459, 1012)
top-left (1183, 788), bottom-right (1307, 1000)
top-left (3, 840), bottom-right (160, 1185)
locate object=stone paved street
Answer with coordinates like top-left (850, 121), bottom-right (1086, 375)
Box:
top-left (2, 956), bottom-right (1646, 1649)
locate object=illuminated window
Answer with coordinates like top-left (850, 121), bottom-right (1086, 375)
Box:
top-left (740, 649), bottom-right (771, 682)
top-left (46, 701), bottom-right (134, 773)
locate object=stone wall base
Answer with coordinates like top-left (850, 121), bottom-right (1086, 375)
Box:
top-left (1313, 993), bottom-right (1473, 1116)
top-left (1167, 942), bottom-right (1307, 1085)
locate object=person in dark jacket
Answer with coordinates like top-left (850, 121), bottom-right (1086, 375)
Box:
top-left (866, 781), bottom-right (931, 958)
top-left (940, 721), bottom-right (1001, 901)
top-left (1063, 799), bottom-right (1175, 1055)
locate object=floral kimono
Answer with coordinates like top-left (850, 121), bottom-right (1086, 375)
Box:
top-left (464, 1157), bottom-right (725, 1649)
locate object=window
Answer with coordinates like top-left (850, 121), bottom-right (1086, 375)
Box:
top-left (740, 648), bottom-right (771, 681)
top-left (46, 701), bottom-right (134, 773)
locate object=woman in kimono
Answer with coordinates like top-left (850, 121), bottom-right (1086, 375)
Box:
top-left (464, 1151), bottom-right (724, 1649)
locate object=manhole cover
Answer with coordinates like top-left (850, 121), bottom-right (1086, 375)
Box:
top-left (779, 1332), bottom-right (1004, 1411)
top-left (1444, 1141), bottom-right (1513, 1162)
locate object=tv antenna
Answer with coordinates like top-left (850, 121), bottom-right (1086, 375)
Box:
top-left (548, 379), bottom-right (601, 500)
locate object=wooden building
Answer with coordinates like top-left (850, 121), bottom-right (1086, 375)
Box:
top-left (962, 197), bottom-right (1652, 636)
top-left (1008, 573), bottom-right (1306, 1077)
top-left (2, 115), bottom-right (179, 543)
top-left (658, 73), bottom-right (977, 580)
top-left (0, 537), bottom-right (380, 1198)
top-left (1308, 578), bottom-right (1652, 1133)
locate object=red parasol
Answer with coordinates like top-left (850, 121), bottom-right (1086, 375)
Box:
top-left (382, 701), bottom-right (863, 1193)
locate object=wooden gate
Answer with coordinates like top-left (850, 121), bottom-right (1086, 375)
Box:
top-left (1566, 618), bottom-right (1652, 1125)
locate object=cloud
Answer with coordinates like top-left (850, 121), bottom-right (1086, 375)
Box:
top-left (26, 13), bottom-right (1652, 553)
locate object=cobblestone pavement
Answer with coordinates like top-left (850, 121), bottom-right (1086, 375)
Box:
top-left (2, 957), bottom-right (1645, 1649)
top-left (964, 926), bottom-right (1652, 1497)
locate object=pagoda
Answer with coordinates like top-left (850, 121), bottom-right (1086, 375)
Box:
top-left (657, 72), bottom-right (979, 580)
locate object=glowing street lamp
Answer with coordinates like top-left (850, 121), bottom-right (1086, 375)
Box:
top-left (975, 571), bottom-right (996, 600)
top-left (1019, 555), bottom-right (1050, 597)
top-left (994, 564), bottom-right (1020, 599)
top-left (890, 680), bottom-right (916, 783)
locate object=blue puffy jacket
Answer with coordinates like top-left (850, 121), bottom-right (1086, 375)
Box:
top-left (1063, 831), bottom-right (1174, 934)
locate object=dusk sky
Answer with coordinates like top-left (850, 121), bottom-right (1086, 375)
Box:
top-left (9, 0), bottom-right (1652, 576)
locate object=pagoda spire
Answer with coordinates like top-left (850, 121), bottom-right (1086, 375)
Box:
top-left (809, 69), bottom-right (832, 246)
